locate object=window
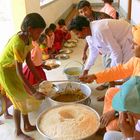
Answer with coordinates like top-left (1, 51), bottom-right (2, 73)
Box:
top-left (40, 0), bottom-right (55, 6)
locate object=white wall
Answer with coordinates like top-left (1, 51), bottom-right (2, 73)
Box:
top-left (25, 0), bottom-right (73, 27)
top-left (0, 0), bottom-right (14, 53)
top-left (119, 0), bottom-right (128, 17)
top-left (131, 0), bottom-right (140, 24)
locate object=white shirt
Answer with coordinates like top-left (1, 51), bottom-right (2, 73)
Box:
top-left (136, 120), bottom-right (140, 132)
top-left (84, 19), bottom-right (134, 70)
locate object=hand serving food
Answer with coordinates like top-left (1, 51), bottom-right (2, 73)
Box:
top-left (79, 74), bottom-right (97, 83)
top-left (39, 81), bottom-right (53, 95)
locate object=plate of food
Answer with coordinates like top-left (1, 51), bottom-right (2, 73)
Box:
top-left (55, 54), bottom-right (70, 60)
top-left (63, 42), bottom-right (76, 48)
top-left (44, 59), bottom-right (61, 69)
top-left (67, 39), bottom-right (78, 43)
top-left (59, 48), bottom-right (73, 54)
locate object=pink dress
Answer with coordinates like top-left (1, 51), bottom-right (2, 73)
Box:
top-left (100, 3), bottom-right (117, 19)
top-left (23, 41), bottom-right (47, 85)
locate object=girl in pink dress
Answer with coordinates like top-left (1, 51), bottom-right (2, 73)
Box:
top-left (23, 34), bottom-right (51, 85)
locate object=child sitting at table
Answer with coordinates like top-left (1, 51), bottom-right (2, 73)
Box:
top-left (23, 33), bottom-right (51, 85)
top-left (53, 19), bottom-right (71, 53)
top-left (45, 26), bottom-right (56, 58)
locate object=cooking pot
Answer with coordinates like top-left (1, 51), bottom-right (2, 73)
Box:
top-left (36, 104), bottom-right (100, 140)
top-left (48, 82), bottom-right (91, 106)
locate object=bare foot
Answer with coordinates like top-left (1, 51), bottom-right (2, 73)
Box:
top-left (97, 95), bottom-right (105, 101)
top-left (24, 125), bottom-right (36, 132)
top-left (16, 132), bottom-right (34, 140)
top-left (4, 113), bottom-right (13, 119)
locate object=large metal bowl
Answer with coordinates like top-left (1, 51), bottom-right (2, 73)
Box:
top-left (48, 82), bottom-right (91, 106)
top-left (36, 104), bottom-right (100, 140)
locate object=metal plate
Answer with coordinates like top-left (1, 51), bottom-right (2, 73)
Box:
top-left (59, 48), bottom-right (73, 54)
top-left (44, 59), bottom-right (61, 69)
top-left (55, 54), bottom-right (70, 60)
top-left (63, 42), bottom-right (76, 48)
top-left (67, 39), bottom-right (78, 43)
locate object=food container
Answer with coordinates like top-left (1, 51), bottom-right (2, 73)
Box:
top-left (63, 61), bottom-right (83, 82)
top-left (36, 104), bottom-right (100, 140)
top-left (48, 82), bottom-right (91, 106)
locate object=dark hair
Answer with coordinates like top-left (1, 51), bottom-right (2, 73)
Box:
top-left (49, 23), bottom-right (56, 31)
top-left (58, 19), bottom-right (66, 26)
top-left (38, 33), bottom-right (46, 44)
top-left (45, 27), bottom-right (52, 35)
top-left (76, 0), bottom-right (91, 10)
top-left (102, 0), bottom-right (113, 4)
top-left (21, 13), bottom-right (46, 32)
top-left (68, 16), bottom-right (90, 31)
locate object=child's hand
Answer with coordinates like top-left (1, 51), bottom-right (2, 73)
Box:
top-left (79, 74), bottom-right (97, 83)
top-left (33, 91), bottom-right (45, 100)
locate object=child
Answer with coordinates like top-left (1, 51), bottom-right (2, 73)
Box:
top-left (0, 87), bottom-right (13, 125)
top-left (57, 19), bottom-right (71, 41)
top-left (0, 86), bottom-right (13, 119)
top-left (23, 33), bottom-right (51, 85)
top-left (45, 26), bottom-right (56, 58)
top-left (100, 0), bottom-right (117, 19)
top-left (45, 27), bottom-right (55, 49)
top-left (79, 24), bottom-right (140, 131)
top-left (0, 13), bottom-right (46, 140)
top-left (53, 19), bottom-right (71, 53)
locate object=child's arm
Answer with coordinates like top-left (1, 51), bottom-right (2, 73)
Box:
top-left (15, 60), bottom-right (45, 100)
top-left (26, 52), bottom-right (43, 83)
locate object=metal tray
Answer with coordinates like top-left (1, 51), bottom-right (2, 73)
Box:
top-left (63, 42), bottom-right (76, 48)
top-left (44, 59), bottom-right (61, 69)
top-left (55, 54), bottom-right (70, 60)
top-left (59, 48), bottom-right (73, 54)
